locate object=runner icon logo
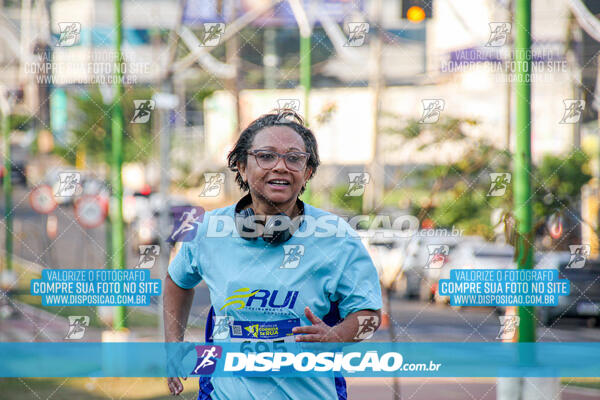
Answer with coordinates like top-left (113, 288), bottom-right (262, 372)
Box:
top-left (345, 173), bottom-right (370, 197)
top-left (497, 315), bottom-right (520, 340)
top-left (55, 172), bottom-right (81, 197)
top-left (344, 22), bottom-right (369, 47)
top-left (212, 316), bottom-right (233, 340)
top-left (566, 244), bottom-right (590, 269)
top-left (419, 99), bottom-right (444, 124)
top-left (136, 245), bottom-right (160, 269)
top-left (277, 99), bottom-right (300, 112)
top-left (57, 22), bottom-right (81, 47)
top-left (131, 100), bottom-right (155, 124)
top-left (354, 315), bottom-right (379, 340)
top-left (200, 23), bottom-right (225, 47)
top-left (199, 173), bottom-right (225, 197)
top-left (485, 22), bottom-right (511, 47)
top-left (487, 173), bottom-right (511, 197)
top-left (281, 245), bottom-right (305, 269)
top-left (65, 316), bottom-right (89, 339)
top-left (425, 245), bottom-right (449, 269)
top-left (191, 345), bottom-right (222, 375)
top-left (168, 206), bottom-right (204, 243)
top-left (560, 100), bottom-right (585, 124)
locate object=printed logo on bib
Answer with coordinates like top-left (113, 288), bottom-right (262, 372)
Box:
top-left (229, 318), bottom-right (300, 342)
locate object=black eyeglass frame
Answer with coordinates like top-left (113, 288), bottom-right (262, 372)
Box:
top-left (247, 149), bottom-right (310, 171)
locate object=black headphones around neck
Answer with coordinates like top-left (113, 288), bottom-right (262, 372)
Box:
top-left (234, 193), bottom-right (304, 245)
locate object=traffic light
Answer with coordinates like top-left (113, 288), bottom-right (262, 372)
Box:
top-left (401, 0), bottom-right (433, 23)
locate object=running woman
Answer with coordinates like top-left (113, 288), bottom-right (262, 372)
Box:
top-left (164, 110), bottom-right (383, 399)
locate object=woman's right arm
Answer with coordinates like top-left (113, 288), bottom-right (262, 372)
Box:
top-left (164, 274), bottom-right (195, 395)
top-left (164, 240), bottom-right (202, 395)
top-left (164, 273), bottom-right (195, 342)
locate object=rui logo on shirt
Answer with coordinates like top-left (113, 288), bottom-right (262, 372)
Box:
top-left (220, 288), bottom-right (299, 311)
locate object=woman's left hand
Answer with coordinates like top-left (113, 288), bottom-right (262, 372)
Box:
top-left (292, 307), bottom-right (382, 343)
top-left (292, 307), bottom-right (341, 342)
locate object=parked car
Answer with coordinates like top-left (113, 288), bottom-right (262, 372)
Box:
top-left (358, 230), bottom-right (410, 293)
top-left (531, 252), bottom-right (600, 326)
top-left (434, 242), bottom-right (517, 305)
top-left (403, 235), bottom-right (482, 301)
top-left (129, 192), bottom-right (193, 252)
top-left (360, 230), bottom-right (483, 300)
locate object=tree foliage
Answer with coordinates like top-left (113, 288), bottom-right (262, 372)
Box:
top-left (386, 115), bottom-right (592, 241)
top-left (58, 86), bottom-right (156, 165)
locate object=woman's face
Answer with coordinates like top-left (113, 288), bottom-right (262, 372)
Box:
top-left (238, 126), bottom-right (312, 206)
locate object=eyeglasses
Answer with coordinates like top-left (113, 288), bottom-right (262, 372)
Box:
top-left (247, 149), bottom-right (310, 172)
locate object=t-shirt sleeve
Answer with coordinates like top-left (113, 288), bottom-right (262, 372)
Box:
top-left (167, 241), bottom-right (202, 289)
top-left (333, 236), bottom-right (383, 319)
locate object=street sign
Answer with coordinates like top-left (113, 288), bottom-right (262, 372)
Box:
top-left (29, 185), bottom-right (58, 214)
top-left (74, 195), bottom-right (107, 229)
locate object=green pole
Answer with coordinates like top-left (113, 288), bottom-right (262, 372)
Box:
top-left (2, 112), bottom-right (12, 273)
top-left (104, 104), bottom-right (112, 269)
top-left (514, 0), bottom-right (535, 342)
top-left (111, 0), bottom-right (126, 331)
top-left (300, 32), bottom-right (312, 202)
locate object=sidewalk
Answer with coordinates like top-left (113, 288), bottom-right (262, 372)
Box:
top-left (0, 297), bottom-right (205, 342)
top-left (0, 298), bottom-right (103, 341)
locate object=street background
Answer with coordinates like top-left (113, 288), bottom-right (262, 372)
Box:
top-left (1, 0), bottom-right (600, 399)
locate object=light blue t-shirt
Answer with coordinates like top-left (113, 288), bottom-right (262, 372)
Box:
top-left (168, 201), bottom-right (383, 400)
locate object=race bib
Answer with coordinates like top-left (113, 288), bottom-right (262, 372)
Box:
top-left (228, 318), bottom-right (300, 342)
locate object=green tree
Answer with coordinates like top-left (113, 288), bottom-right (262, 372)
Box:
top-left (532, 150), bottom-right (591, 220)
top-left (57, 86), bottom-right (156, 165)
top-left (385, 114), bottom-right (592, 242)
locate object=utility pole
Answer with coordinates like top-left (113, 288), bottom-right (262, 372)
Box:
top-left (500, 6), bottom-right (562, 400)
top-left (263, 27), bottom-right (277, 89)
top-left (298, 5), bottom-right (312, 202)
top-left (0, 86), bottom-right (17, 300)
top-left (111, 0), bottom-right (126, 332)
top-left (224, 0), bottom-right (241, 203)
top-left (99, 86), bottom-right (113, 272)
top-left (499, 2), bottom-right (548, 399)
top-left (156, 83), bottom-right (174, 342)
top-left (514, 0), bottom-right (534, 344)
top-left (363, 0), bottom-right (384, 215)
top-left (154, 0), bottom-right (186, 341)
top-left (226, 0), bottom-right (241, 135)
top-left (366, 2), bottom-right (395, 399)
top-left (573, 24), bottom-right (583, 149)
top-left (1, 96), bottom-right (12, 274)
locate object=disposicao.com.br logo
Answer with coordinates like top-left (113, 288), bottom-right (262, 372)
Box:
top-left (223, 351), bottom-right (441, 374)
top-left (205, 214), bottom-right (463, 239)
